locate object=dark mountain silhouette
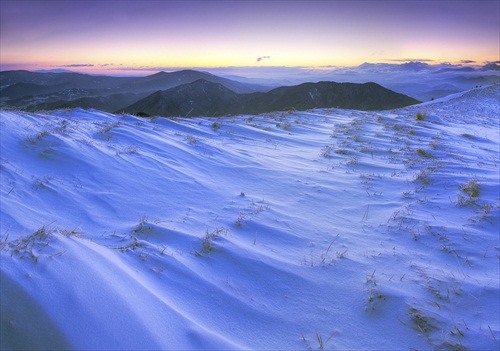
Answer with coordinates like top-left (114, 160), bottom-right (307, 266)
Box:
top-left (23, 93), bottom-right (139, 113)
top-left (111, 70), bottom-right (266, 95)
top-left (119, 79), bottom-right (243, 117)
top-left (0, 70), bottom-right (269, 111)
top-left (0, 70), bottom-right (127, 89)
top-left (246, 81), bottom-right (420, 112)
top-left (1, 82), bottom-right (68, 100)
top-left (120, 79), bottom-right (420, 117)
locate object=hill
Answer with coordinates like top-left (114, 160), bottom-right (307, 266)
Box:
top-left (120, 79), bottom-right (243, 117)
top-left (1, 85), bottom-right (498, 350)
top-left (121, 79), bottom-right (420, 117)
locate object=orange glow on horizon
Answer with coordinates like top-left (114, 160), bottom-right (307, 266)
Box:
top-left (1, 0), bottom-right (498, 76)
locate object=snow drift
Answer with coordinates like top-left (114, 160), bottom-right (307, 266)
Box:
top-left (1, 85), bottom-right (499, 350)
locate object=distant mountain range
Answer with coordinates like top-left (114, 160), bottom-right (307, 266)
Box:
top-left (0, 69), bottom-right (420, 116)
top-left (0, 69), bottom-right (267, 113)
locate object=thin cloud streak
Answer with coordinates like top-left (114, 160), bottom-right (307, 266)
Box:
top-left (256, 56), bottom-right (271, 63)
top-left (60, 64), bottom-right (95, 67)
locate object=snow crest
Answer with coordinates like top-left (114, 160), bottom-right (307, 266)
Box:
top-left (1, 85), bottom-right (499, 350)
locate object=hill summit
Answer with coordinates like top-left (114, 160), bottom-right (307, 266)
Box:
top-left (120, 79), bottom-right (420, 117)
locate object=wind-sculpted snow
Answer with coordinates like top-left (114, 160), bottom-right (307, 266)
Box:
top-left (1, 85), bottom-right (499, 350)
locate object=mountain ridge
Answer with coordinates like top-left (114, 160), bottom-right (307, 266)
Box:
top-left (0, 69), bottom-right (270, 112)
top-left (120, 78), bottom-right (420, 117)
top-left (1, 69), bottom-right (420, 116)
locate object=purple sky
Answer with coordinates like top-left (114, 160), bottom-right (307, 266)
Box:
top-left (1, 0), bottom-right (499, 75)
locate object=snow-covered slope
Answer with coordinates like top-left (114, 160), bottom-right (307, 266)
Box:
top-left (1, 85), bottom-right (499, 350)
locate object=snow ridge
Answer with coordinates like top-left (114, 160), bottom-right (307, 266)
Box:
top-left (1, 85), bottom-right (499, 350)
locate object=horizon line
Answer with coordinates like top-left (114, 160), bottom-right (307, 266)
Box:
top-left (2, 60), bottom-right (499, 76)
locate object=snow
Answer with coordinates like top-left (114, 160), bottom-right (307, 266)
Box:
top-left (1, 84), bottom-right (499, 350)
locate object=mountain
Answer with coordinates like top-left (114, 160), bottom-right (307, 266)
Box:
top-left (23, 93), bottom-right (139, 113)
top-left (34, 68), bottom-right (75, 74)
top-left (0, 82), bottom-right (68, 100)
top-left (246, 81), bottom-right (420, 112)
top-left (120, 79), bottom-right (420, 117)
top-left (113, 70), bottom-right (264, 94)
top-left (119, 79), bottom-right (243, 117)
top-left (0, 70), bottom-right (269, 112)
top-left (1, 69), bottom-right (420, 116)
top-left (0, 70), bottom-right (127, 89)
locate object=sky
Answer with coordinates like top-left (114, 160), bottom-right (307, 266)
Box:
top-left (0, 0), bottom-right (499, 76)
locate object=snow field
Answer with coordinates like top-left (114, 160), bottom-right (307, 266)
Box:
top-left (1, 85), bottom-right (499, 350)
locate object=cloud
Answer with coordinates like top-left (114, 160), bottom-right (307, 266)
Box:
top-left (481, 62), bottom-right (500, 71)
top-left (60, 63), bottom-right (95, 67)
top-left (256, 56), bottom-right (271, 63)
top-left (386, 58), bottom-right (434, 63)
top-left (459, 60), bottom-right (476, 64)
top-left (370, 50), bottom-right (385, 57)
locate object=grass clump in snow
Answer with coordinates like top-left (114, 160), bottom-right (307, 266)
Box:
top-left (233, 200), bottom-right (269, 228)
top-left (365, 270), bottom-right (386, 310)
top-left (281, 121), bottom-right (292, 131)
top-left (197, 227), bottom-right (226, 255)
top-left (99, 121), bottom-right (121, 134)
top-left (473, 202), bottom-right (497, 223)
top-left (234, 214), bottom-right (244, 228)
top-left (320, 145), bottom-right (334, 158)
top-left (335, 149), bottom-right (350, 155)
top-left (416, 148), bottom-right (433, 158)
top-left (132, 215), bottom-right (152, 234)
top-left (416, 112), bottom-right (427, 121)
top-left (408, 306), bottom-right (471, 350)
top-left (408, 306), bottom-right (439, 336)
top-left (316, 331), bottom-right (324, 349)
top-left (320, 234), bottom-right (340, 264)
top-left (346, 156), bottom-right (359, 166)
top-left (301, 331), bottom-right (334, 350)
top-left (60, 227), bottom-right (82, 237)
top-left (461, 133), bottom-right (476, 140)
top-left (25, 130), bottom-right (50, 144)
top-left (1, 225), bottom-right (54, 263)
top-left (55, 118), bottom-right (70, 135)
top-left (110, 235), bottom-right (143, 252)
top-left (116, 146), bottom-right (140, 155)
top-left (412, 167), bottom-right (436, 191)
top-left (211, 121), bottom-right (221, 131)
top-left (32, 176), bottom-right (52, 190)
top-left (184, 134), bottom-right (201, 145)
top-left (458, 178), bottom-right (480, 207)
top-left (460, 179), bottom-right (480, 199)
